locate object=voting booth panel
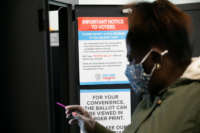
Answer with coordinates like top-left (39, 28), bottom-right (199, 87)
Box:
top-left (49, 3), bottom-right (200, 133)
top-left (48, 5), bottom-right (142, 133)
top-left (48, 2), bottom-right (76, 133)
top-left (4, 0), bottom-right (52, 133)
top-left (74, 5), bottom-right (140, 133)
top-left (46, 2), bottom-right (200, 133)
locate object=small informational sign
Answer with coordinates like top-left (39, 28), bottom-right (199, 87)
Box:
top-left (78, 17), bottom-right (129, 85)
top-left (49, 11), bottom-right (59, 47)
top-left (49, 11), bottom-right (59, 31)
top-left (80, 89), bottom-right (131, 133)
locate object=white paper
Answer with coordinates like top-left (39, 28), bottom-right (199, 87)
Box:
top-left (49, 11), bottom-right (59, 47)
top-left (49, 11), bottom-right (59, 31)
top-left (80, 89), bottom-right (131, 133)
top-left (50, 32), bottom-right (59, 47)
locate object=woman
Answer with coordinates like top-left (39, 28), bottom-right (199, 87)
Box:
top-left (65, 0), bottom-right (200, 133)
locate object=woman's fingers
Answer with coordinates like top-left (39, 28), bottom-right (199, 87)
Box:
top-left (72, 112), bottom-right (91, 122)
top-left (66, 105), bottom-right (83, 110)
top-left (68, 119), bottom-right (78, 125)
top-left (67, 112), bottom-right (86, 125)
top-left (66, 113), bottom-right (72, 119)
top-left (65, 105), bottom-right (86, 116)
top-left (66, 111), bottom-right (87, 120)
top-left (65, 110), bottom-right (96, 133)
top-left (65, 105), bottom-right (84, 112)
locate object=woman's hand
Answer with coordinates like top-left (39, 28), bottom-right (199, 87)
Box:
top-left (65, 105), bottom-right (96, 133)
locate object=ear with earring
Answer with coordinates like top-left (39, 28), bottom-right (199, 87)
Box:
top-left (156, 64), bottom-right (161, 70)
top-left (155, 50), bottom-right (168, 70)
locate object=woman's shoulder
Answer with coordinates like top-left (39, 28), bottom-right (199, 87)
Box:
top-left (166, 79), bottom-right (200, 113)
top-left (170, 79), bottom-right (200, 97)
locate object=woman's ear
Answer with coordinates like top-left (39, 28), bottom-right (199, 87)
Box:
top-left (150, 47), bottom-right (167, 64)
top-left (150, 51), bottom-right (162, 65)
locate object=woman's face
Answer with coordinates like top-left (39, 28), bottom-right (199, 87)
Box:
top-left (126, 43), bottom-right (174, 94)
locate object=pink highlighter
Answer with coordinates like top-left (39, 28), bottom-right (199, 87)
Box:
top-left (56, 102), bottom-right (66, 109)
top-left (56, 102), bottom-right (75, 119)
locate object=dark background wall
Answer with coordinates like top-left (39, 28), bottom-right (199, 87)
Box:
top-left (178, 3), bottom-right (200, 57)
top-left (2, 0), bottom-right (52, 133)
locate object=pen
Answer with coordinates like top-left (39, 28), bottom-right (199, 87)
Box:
top-left (56, 102), bottom-right (66, 108)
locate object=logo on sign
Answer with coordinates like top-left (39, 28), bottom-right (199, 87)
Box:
top-left (95, 74), bottom-right (101, 81)
top-left (103, 74), bottom-right (116, 80)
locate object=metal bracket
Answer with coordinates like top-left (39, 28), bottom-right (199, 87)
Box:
top-left (52, 0), bottom-right (78, 7)
top-left (122, 8), bottom-right (133, 14)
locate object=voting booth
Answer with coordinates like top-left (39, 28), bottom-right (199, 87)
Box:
top-left (48, 1), bottom-right (200, 133)
top-left (49, 3), bottom-right (133, 133)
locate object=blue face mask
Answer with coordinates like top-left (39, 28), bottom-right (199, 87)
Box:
top-left (125, 49), bottom-right (168, 94)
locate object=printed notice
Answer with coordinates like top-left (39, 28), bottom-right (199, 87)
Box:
top-left (49, 11), bottom-right (59, 47)
top-left (78, 17), bottom-right (129, 85)
top-left (80, 89), bottom-right (131, 133)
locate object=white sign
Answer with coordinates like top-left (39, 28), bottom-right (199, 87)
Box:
top-left (78, 0), bottom-right (200, 5)
top-left (170, 0), bottom-right (200, 4)
top-left (80, 89), bottom-right (131, 133)
top-left (49, 11), bottom-right (59, 31)
top-left (49, 11), bottom-right (59, 47)
top-left (50, 32), bottom-right (59, 47)
top-left (78, 17), bottom-right (129, 85)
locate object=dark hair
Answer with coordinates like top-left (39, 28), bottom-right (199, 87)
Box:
top-left (126, 0), bottom-right (192, 66)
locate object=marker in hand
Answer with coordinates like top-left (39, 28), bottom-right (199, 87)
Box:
top-left (56, 102), bottom-right (66, 109)
top-left (56, 102), bottom-right (75, 119)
